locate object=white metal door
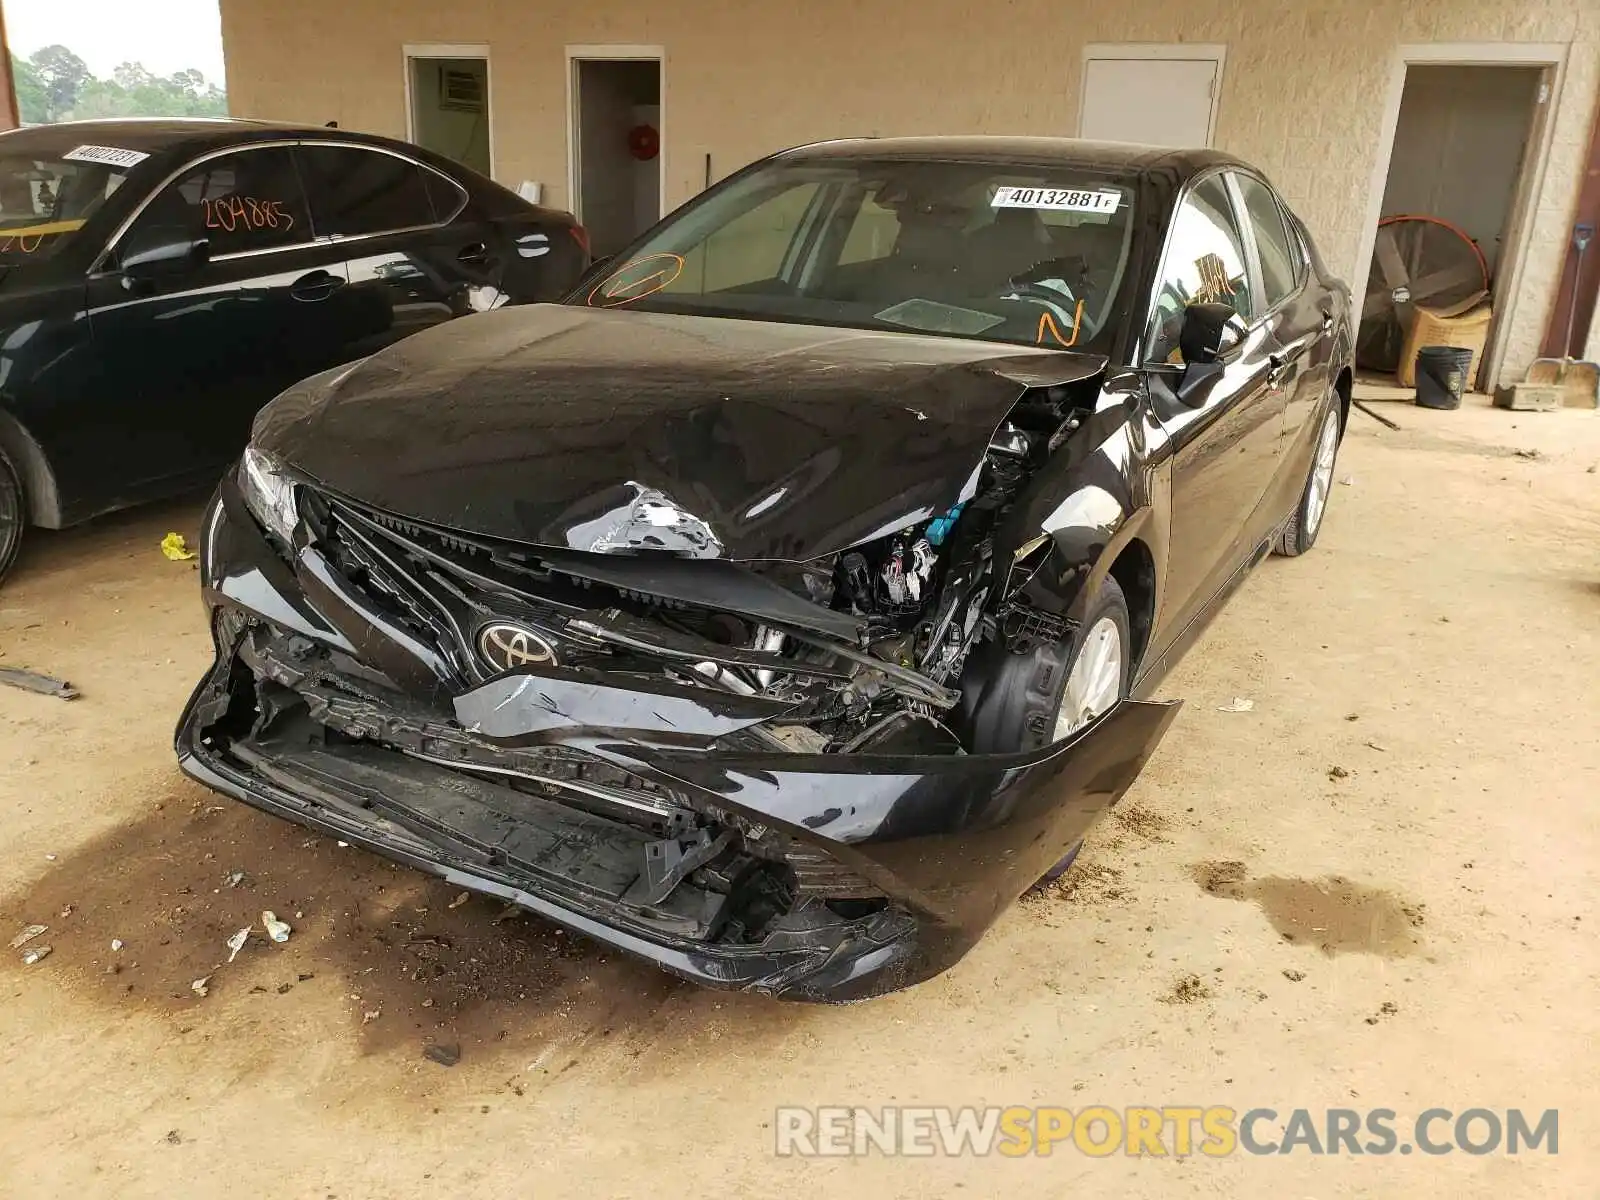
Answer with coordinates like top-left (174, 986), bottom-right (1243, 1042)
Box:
top-left (1080, 57), bottom-right (1218, 148)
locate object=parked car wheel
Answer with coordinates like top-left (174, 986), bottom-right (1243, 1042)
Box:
top-left (1053, 577), bottom-right (1132, 740)
top-left (1274, 400), bottom-right (1342, 557)
top-left (0, 445), bottom-right (25, 585)
top-left (1033, 578), bottom-right (1131, 886)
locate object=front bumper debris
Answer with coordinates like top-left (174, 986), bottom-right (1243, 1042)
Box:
top-left (175, 483), bottom-right (1179, 1001)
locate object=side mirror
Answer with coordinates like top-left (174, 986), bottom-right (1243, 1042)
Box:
top-left (121, 234), bottom-right (210, 281)
top-left (1170, 302), bottom-right (1245, 407)
top-left (1178, 301), bottom-right (1242, 365)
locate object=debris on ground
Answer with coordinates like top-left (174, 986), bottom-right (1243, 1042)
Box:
top-left (1365, 740), bottom-right (1389, 752)
top-left (9, 924), bottom-right (47, 949)
top-left (21, 945), bottom-right (52, 965)
top-left (1339, 476), bottom-right (1355, 486)
top-left (423, 1041), bottom-right (462, 1067)
top-left (0, 666), bottom-right (79, 700)
top-left (1218, 697), bottom-right (1255, 713)
top-left (1283, 969), bottom-right (1306, 982)
top-left (1328, 765), bottom-right (1350, 780)
top-left (160, 532), bottom-right (197, 561)
top-left (1365, 1000), bottom-right (1400, 1024)
top-left (448, 892), bottom-right (471, 909)
top-left (110, 938), bottom-right (124, 952)
top-left (261, 911), bottom-right (291, 943)
top-left (191, 976), bottom-right (211, 998)
top-left (1512, 448), bottom-right (1543, 461)
top-left (226, 927), bottom-right (251, 963)
top-left (225, 871), bottom-right (246, 889)
top-left (1159, 973), bottom-right (1213, 1004)
top-left (1345, 713), bottom-right (1360, 721)
top-left (57, 904), bottom-right (73, 918)
top-left (164, 1130), bottom-right (182, 1145)
top-left (362, 1009), bottom-right (381, 1025)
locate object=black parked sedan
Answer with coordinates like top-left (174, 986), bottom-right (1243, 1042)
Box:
top-left (177, 137), bottom-right (1353, 1001)
top-left (0, 118), bottom-right (588, 581)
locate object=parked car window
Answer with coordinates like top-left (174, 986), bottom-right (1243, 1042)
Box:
top-left (1234, 173), bottom-right (1299, 313)
top-left (837, 192), bottom-right (900, 265)
top-left (422, 168), bottom-right (468, 224)
top-left (0, 145), bottom-right (134, 264)
top-left (586, 158), bottom-right (1139, 354)
top-left (1145, 174), bottom-right (1253, 364)
top-left (125, 147), bottom-right (310, 258)
top-left (664, 180), bottom-right (824, 293)
top-left (296, 145), bottom-right (438, 238)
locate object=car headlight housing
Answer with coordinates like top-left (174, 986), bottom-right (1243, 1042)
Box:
top-left (238, 446), bottom-right (298, 544)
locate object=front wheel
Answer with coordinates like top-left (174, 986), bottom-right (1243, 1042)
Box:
top-left (0, 446), bottom-right (25, 586)
top-left (1274, 401), bottom-right (1341, 557)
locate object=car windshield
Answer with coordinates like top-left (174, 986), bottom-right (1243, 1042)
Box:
top-left (576, 157), bottom-right (1138, 352)
top-left (0, 147), bottom-right (136, 264)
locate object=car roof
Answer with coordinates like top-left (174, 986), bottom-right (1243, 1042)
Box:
top-left (0, 117), bottom-right (413, 158)
top-left (777, 135), bottom-right (1246, 178)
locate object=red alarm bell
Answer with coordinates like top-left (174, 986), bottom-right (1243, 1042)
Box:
top-left (628, 123), bottom-right (660, 161)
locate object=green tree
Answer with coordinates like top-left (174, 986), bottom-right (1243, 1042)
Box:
top-left (9, 55), bottom-right (48, 124)
top-left (9, 50), bottom-right (228, 122)
top-left (30, 44), bottom-right (91, 121)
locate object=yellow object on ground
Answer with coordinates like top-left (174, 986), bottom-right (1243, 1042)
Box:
top-left (160, 532), bottom-right (197, 561)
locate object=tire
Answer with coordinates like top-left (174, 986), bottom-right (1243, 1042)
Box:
top-left (0, 445), bottom-right (25, 587)
top-left (965, 575), bottom-right (1132, 754)
top-left (1274, 400), bottom-right (1342, 557)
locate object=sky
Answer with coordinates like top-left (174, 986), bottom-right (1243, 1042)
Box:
top-left (6, 0), bottom-right (226, 86)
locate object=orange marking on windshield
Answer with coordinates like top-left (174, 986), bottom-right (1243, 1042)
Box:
top-left (1036, 299), bottom-right (1085, 348)
top-left (586, 252), bottom-right (685, 307)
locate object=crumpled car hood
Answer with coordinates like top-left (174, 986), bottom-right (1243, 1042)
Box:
top-left (252, 304), bottom-right (1106, 562)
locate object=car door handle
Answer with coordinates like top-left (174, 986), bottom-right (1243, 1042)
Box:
top-left (457, 242), bottom-right (490, 265)
top-left (1320, 309), bottom-right (1335, 332)
top-left (290, 270), bottom-right (342, 302)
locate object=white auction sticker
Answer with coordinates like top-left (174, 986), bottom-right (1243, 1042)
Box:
top-left (991, 186), bottom-right (1121, 213)
top-left (62, 144), bottom-right (150, 169)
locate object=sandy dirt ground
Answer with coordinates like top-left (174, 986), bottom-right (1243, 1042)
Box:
top-left (0, 393), bottom-right (1596, 1198)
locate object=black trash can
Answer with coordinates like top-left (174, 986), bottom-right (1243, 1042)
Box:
top-left (1414, 345), bottom-right (1474, 410)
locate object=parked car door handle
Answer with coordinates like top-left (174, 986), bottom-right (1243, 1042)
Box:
top-left (457, 242), bottom-right (490, 265)
top-left (290, 270), bottom-right (343, 302)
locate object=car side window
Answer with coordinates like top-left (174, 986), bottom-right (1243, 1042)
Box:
top-left (1145, 175), bottom-right (1253, 364)
top-left (125, 147), bottom-right (310, 258)
top-left (295, 145), bottom-right (438, 238)
top-left (1234, 174), bottom-right (1299, 313)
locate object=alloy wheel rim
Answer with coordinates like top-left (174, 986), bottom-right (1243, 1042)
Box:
top-left (1054, 615), bottom-right (1124, 740)
top-left (1304, 409), bottom-right (1340, 536)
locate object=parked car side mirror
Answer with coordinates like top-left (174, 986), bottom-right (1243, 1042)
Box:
top-left (1178, 302), bottom-right (1242, 365)
top-left (1174, 302), bottom-right (1243, 407)
top-left (120, 234), bottom-right (210, 282)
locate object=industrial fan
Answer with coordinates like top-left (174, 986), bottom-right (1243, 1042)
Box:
top-left (1357, 215), bottom-right (1489, 373)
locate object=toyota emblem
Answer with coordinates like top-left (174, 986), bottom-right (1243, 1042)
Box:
top-left (476, 622), bottom-right (558, 672)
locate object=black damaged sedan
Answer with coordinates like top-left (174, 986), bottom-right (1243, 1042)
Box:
top-left (177, 137), bottom-right (1354, 1001)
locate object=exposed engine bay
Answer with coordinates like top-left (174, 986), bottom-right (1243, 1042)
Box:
top-left (272, 373), bottom-right (1108, 764)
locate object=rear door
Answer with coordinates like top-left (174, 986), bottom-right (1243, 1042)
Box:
top-left (1230, 172), bottom-right (1327, 453)
top-left (294, 143), bottom-right (500, 356)
top-left (83, 144), bottom-right (346, 491)
top-left (1145, 172), bottom-right (1281, 639)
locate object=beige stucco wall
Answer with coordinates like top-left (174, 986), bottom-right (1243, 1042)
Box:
top-left (221, 0), bottom-right (1598, 385)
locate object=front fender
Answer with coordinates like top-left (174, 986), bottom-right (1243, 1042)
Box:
top-left (1001, 389), bottom-right (1171, 630)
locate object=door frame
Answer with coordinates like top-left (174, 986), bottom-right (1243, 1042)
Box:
top-left (402, 42), bottom-right (496, 180)
top-left (1078, 43), bottom-right (1228, 147)
top-left (565, 45), bottom-right (667, 227)
top-left (1352, 42), bottom-right (1568, 392)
